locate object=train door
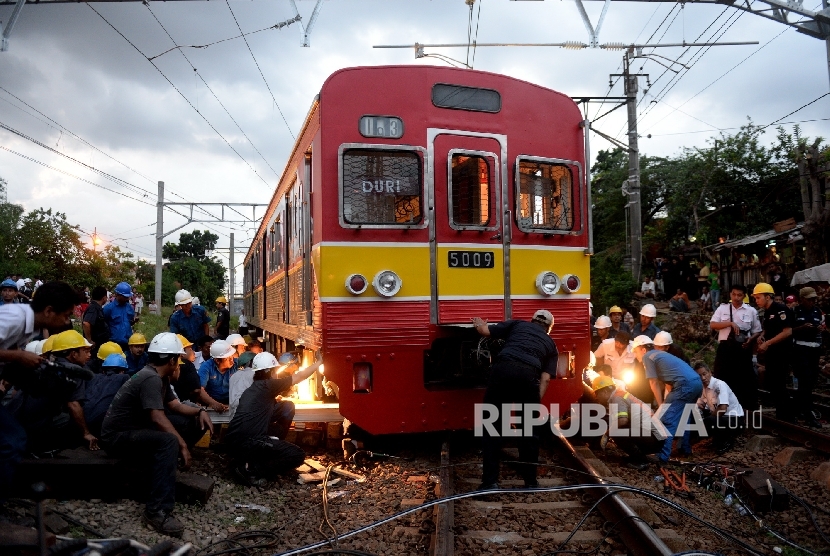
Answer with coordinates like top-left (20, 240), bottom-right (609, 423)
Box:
top-left (428, 129), bottom-right (509, 324)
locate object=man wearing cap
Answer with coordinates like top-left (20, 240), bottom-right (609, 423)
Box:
top-left (169, 289), bottom-right (211, 345)
top-left (103, 282), bottom-right (137, 351)
top-left (197, 339), bottom-right (237, 408)
top-left (632, 304), bottom-right (660, 340)
top-left (631, 335), bottom-right (703, 464)
top-left (472, 309), bottom-right (559, 489)
top-left (101, 332), bottom-right (213, 537)
top-left (753, 282), bottom-right (795, 422)
top-left (793, 287), bottom-right (825, 428)
top-left (653, 331), bottom-right (690, 364)
top-left (126, 333), bottom-right (149, 375)
top-left (608, 306), bottom-right (631, 336)
top-left (709, 284), bottom-right (762, 412)
top-left (591, 315), bottom-right (613, 351)
top-left (226, 352), bottom-right (321, 486)
top-left (214, 296), bottom-right (230, 340)
top-left (591, 375), bottom-right (666, 470)
top-left (0, 279), bottom-right (19, 305)
top-left (82, 287), bottom-right (110, 360)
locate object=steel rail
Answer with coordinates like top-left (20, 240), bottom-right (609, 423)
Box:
top-left (760, 415), bottom-right (830, 454)
top-left (554, 433), bottom-right (673, 556)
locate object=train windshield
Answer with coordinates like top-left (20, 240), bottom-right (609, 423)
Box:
top-left (450, 153), bottom-right (493, 228)
top-left (341, 148), bottom-right (423, 225)
top-left (516, 159), bottom-right (575, 232)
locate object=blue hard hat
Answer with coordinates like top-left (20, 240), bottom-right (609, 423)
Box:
top-left (1, 279), bottom-right (18, 289)
top-left (102, 353), bottom-right (129, 369)
top-left (114, 282), bottom-right (132, 296)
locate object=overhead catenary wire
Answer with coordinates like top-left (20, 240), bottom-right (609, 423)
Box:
top-left (224, 0), bottom-right (295, 141)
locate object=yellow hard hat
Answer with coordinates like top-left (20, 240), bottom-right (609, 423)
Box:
top-left (51, 330), bottom-right (92, 352)
top-left (592, 375), bottom-right (615, 392)
top-left (128, 332), bottom-right (148, 346)
top-left (41, 336), bottom-right (55, 354)
top-left (176, 334), bottom-right (193, 349)
top-left (752, 282), bottom-right (775, 295)
top-left (98, 341), bottom-right (125, 360)
top-left (216, 296), bottom-right (228, 304)
top-left (609, 305), bottom-right (623, 314)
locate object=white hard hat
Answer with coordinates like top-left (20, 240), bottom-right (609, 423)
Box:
top-left (148, 332), bottom-right (185, 355)
top-left (640, 304), bottom-right (657, 318)
top-left (174, 289), bottom-right (193, 306)
top-left (252, 352), bottom-right (279, 371)
top-left (594, 315), bottom-right (612, 329)
top-left (226, 333), bottom-right (246, 347)
top-left (631, 335), bottom-right (654, 349)
top-left (210, 339), bottom-right (236, 359)
top-left (25, 340), bottom-right (44, 355)
top-left (654, 331), bottom-right (673, 346)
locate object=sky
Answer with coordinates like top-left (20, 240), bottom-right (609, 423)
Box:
top-left (0, 0), bottom-right (827, 295)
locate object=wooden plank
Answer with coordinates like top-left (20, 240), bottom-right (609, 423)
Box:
top-left (304, 459), bottom-right (327, 472)
top-left (297, 471), bottom-right (327, 484)
top-left (332, 467), bottom-right (365, 482)
top-left (430, 440), bottom-right (453, 556)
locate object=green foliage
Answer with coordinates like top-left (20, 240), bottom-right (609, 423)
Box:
top-left (162, 230), bottom-right (226, 305)
top-left (163, 230), bottom-right (218, 261)
top-left (590, 249), bottom-right (638, 314)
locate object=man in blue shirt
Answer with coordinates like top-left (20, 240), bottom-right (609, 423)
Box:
top-left (103, 282), bottom-right (136, 350)
top-left (169, 289), bottom-right (211, 345)
top-left (198, 339), bottom-right (237, 406)
top-left (632, 335), bottom-right (703, 464)
top-left (0, 279), bottom-right (19, 305)
top-left (631, 304), bottom-right (660, 339)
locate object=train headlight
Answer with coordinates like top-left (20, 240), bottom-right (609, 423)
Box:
top-left (345, 274), bottom-right (368, 295)
top-left (372, 270), bottom-right (402, 297)
top-left (562, 274), bottom-right (581, 293)
top-left (535, 271), bottom-right (560, 296)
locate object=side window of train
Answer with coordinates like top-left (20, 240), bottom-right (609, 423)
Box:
top-left (515, 158), bottom-right (577, 233)
top-left (450, 153), bottom-right (494, 229)
top-left (341, 148), bottom-right (423, 226)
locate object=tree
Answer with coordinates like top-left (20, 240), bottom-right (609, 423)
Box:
top-left (162, 230), bottom-right (226, 305)
top-left (163, 230), bottom-right (218, 261)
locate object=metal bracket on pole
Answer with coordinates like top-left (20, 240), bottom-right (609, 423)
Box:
top-left (288, 0), bottom-right (324, 47)
top-left (1, 0), bottom-right (27, 52)
top-left (574, 0), bottom-right (612, 47)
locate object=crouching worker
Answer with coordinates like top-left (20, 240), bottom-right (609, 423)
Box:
top-left (100, 332), bottom-right (213, 537)
top-left (225, 352), bottom-right (322, 486)
top-left (694, 362), bottom-right (744, 455)
top-left (592, 376), bottom-right (667, 470)
top-left (84, 354), bottom-right (130, 438)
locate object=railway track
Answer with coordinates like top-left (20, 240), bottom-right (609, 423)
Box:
top-left (759, 412), bottom-right (830, 454)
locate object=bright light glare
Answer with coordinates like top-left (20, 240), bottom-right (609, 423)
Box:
top-left (319, 364), bottom-right (325, 376)
top-left (623, 369), bottom-right (635, 384)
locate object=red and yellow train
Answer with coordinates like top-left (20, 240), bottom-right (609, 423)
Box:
top-left (243, 65), bottom-right (591, 435)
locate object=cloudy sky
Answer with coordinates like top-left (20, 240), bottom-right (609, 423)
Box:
top-left (1, 0), bottom-right (827, 293)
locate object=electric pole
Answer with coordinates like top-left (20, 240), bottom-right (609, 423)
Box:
top-left (625, 51), bottom-right (642, 284)
top-left (155, 181), bottom-right (164, 315)
top-left (229, 232), bottom-right (235, 317)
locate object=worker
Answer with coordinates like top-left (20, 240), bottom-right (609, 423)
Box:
top-left (709, 284), bottom-right (762, 412)
top-left (653, 331), bottom-right (690, 364)
top-left (793, 287), bottom-right (825, 428)
top-left (591, 315), bottom-right (613, 351)
top-left (102, 282), bottom-right (137, 350)
top-left (0, 279), bottom-right (19, 305)
top-left (91, 341), bottom-right (125, 375)
top-left (228, 351), bottom-right (258, 420)
top-left (0, 281), bottom-right (80, 497)
top-left (125, 332), bottom-right (149, 375)
top-left (169, 289), bottom-right (211, 345)
top-left (226, 333), bottom-right (247, 359)
top-left (7, 330), bottom-right (98, 452)
top-left (631, 335), bottom-right (703, 465)
top-left (194, 335), bottom-right (214, 369)
top-left (197, 339), bottom-right (237, 406)
top-left (631, 304), bottom-right (660, 339)
top-left (215, 296), bottom-right (230, 340)
top-left (101, 333), bottom-right (213, 538)
top-left (472, 309), bottom-right (559, 489)
top-left (608, 306), bottom-right (631, 336)
top-left (84, 353), bottom-right (130, 437)
top-left (225, 351), bottom-right (320, 486)
top-left (753, 282), bottom-right (795, 422)
top-left (694, 362), bottom-right (744, 455)
top-left (174, 334), bottom-right (226, 411)
top-left (593, 331), bottom-right (635, 382)
top-left (592, 375), bottom-right (666, 470)
top-left (82, 286), bottom-right (110, 360)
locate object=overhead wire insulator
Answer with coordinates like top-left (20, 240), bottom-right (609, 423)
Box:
top-left (601, 42), bottom-right (628, 50)
top-left (562, 41), bottom-right (587, 50)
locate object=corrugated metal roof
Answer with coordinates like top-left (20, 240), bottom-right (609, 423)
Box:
top-left (706, 223), bottom-right (804, 251)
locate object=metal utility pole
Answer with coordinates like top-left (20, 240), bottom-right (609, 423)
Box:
top-left (0, 0), bottom-right (26, 52)
top-left (155, 181), bottom-right (164, 315)
top-left (625, 52), bottom-right (643, 283)
top-left (229, 232), bottom-right (235, 317)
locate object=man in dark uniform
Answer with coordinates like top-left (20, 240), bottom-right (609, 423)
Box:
top-left (792, 287), bottom-right (824, 428)
top-left (82, 286), bottom-right (110, 360)
top-left (214, 296), bottom-right (230, 340)
top-left (753, 282), bottom-right (794, 422)
top-left (472, 309), bottom-right (558, 489)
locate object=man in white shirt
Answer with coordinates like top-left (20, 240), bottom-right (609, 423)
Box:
top-left (635, 276), bottom-right (657, 299)
top-left (593, 331), bottom-right (635, 382)
top-left (709, 284), bottom-right (762, 411)
top-left (694, 362), bottom-right (744, 454)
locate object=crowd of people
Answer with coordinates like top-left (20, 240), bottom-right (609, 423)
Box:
top-left (0, 281), bottom-right (318, 538)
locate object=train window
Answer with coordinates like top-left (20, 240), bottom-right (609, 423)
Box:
top-left (450, 153), bottom-right (493, 228)
top-left (432, 83), bottom-right (501, 113)
top-left (516, 158), bottom-right (576, 233)
top-left (341, 148), bottom-right (423, 226)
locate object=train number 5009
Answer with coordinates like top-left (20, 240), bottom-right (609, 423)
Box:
top-left (447, 251), bottom-right (494, 268)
